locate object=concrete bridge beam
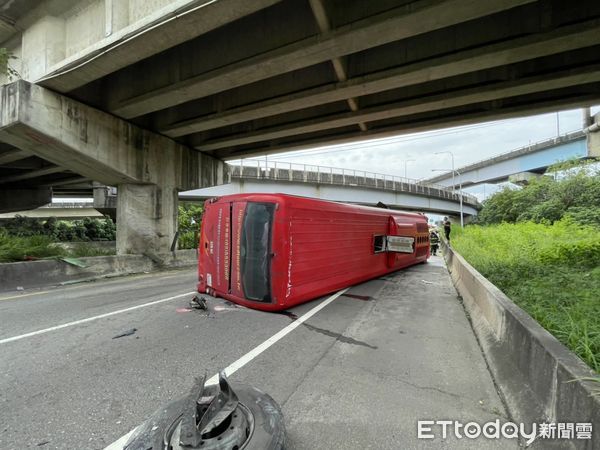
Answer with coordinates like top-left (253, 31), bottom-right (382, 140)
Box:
top-left (0, 80), bottom-right (228, 254)
top-left (0, 188), bottom-right (52, 213)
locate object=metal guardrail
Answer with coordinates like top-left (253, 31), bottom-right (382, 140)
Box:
top-left (227, 160), bottom-right (479, 206)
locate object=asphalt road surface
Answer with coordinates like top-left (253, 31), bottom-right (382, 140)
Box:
top-left (0, 256), bottom-right (516, 449)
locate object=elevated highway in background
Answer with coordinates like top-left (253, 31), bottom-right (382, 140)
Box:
top-left (1, 0), bottom-right (600, 252)
top-left (181, 161), bottom-right (480, 216)
top-left (0, 201), bottom-right (103, 220)
top-left (425, 124), bottom-right (600, 189)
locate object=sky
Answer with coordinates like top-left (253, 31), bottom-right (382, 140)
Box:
top-left (232, 106), bottom-right (600, 201)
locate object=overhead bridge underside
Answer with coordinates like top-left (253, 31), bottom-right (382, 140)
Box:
top-left (181, 165), bottom-right (479, 216)
top-left (1, 0), bottom-right (600, 246)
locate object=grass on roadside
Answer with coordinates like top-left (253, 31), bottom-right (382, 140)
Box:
top-left (451, 220), bottom-right (600, 372)
top-left (0, 231), bottom-right (115, 263)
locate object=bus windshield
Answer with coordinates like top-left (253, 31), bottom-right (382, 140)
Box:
top-left (240, 202), bottom-right (275, 302)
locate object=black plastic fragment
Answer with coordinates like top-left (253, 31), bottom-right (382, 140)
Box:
top-left (112, 328), bottom-right (137, 339)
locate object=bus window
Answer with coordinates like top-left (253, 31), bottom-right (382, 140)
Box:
top-left (241, 203), bottom-right (275, 302)
top-left (373, 235), bottom-right (385, 253)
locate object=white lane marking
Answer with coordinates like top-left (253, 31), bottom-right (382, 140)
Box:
top-left (205, 287), bottom-right (349, 385)
top-left (104, 288), bottom-right (348, 450)
top-left (104, 429), bottom-right (136, 450)
top-left (0, 291), bottom-right (195, 345)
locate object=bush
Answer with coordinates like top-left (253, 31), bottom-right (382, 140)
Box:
top-left (178, 202), bottom-right (203, 249)
top-left (0, 216), bottom-right (116, 242)
top-left (477, 161), bottom-right (600, 227)
top-left (452, 221), bottom-right (600, 372)
top-left (0, 230), bottom-right (66, 262)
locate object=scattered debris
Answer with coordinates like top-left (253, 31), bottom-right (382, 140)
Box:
top-left (213, 305), bottom-right (240, 312)
top-left (36, 441), bottom-right (49, 447)
top-left (16, 286), bottom-right (24, 291)
top-left (60, 257), bottom-right (87, 268)
top-left (112, 328), bottom-right (137, 339)
top-left (278, 310), bottom-right (298, 321)
top-left (342, 293), bottom-right (372, 301)
top-left (421, 279), bottom-right (434, 285)
top-left (176, 307), bottom-right (193, 313)
top-left (189, 295), bottom-right (208, 310)
top-left (303, 322), bottom-right (378, 349)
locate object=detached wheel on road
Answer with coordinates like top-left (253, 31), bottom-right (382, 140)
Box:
top-left (124, 372), bottom-right (285, 450)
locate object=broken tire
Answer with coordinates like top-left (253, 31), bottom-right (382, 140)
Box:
top-left (124, 383), bottom-right (284, 450)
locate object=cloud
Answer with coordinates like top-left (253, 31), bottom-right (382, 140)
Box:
top-left (252, 106), bottom-right (599, 181)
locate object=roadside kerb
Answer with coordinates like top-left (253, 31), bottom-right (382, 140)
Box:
top-left (442, 240), bottom-right (599, 449)
top-left (0, 250), bottom-right (198, 292)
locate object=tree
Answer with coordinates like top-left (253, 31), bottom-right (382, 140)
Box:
top-left (0, 48), bottom-right (18, 80)
top-left (177, 202), bottom-right (204, 249)
top-left (477, 160), bottom-right (600, 227)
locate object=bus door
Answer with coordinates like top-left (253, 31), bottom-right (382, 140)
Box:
top-left (230, 201), bottom-right (276, 303)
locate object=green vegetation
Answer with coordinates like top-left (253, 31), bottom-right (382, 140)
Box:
top-left (476, 160), bottom-right (600, 227)
top-left (0, 216), bottom-right (117, 262)
top-left (177, 202), bottom-right (203, 249)
top-left (0, 201), bottom-right (204, 261)
top-left (0, 230), bottom-right (114, 263)
top-left (1, 215), bottom-right (116, 241)
top-left (0, 47), bottom-right (18, 79)
top-left (454, 161), bottom-right (600, 372)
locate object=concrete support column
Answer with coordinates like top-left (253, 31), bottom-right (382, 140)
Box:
top-left (116, 184), bottom-right (178, 255)
top-left (587, 112), bottom-right (600, 158)
top-left (92, 182), bottom-right (117, 220)
top-left (0, 81), bottom-right (228, 254)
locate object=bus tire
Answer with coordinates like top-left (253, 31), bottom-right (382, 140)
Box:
top-left (124, 383), bottom-right (284, 450)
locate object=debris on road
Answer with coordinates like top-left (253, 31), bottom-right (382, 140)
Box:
top-left (124, 372), bottom-right (285, 449)
top-left (189, 295), bottom-right (208, 310)
top-left (60, 257), bottom-right (87, 268)
top-left (342, 293), bottom-right (373, 301)
top-left (16, 286), bottom-right (24, 291)
top-left (176, 307), bottom-right (193, 313)
top-left (112, 328), bottom-right (137, 339)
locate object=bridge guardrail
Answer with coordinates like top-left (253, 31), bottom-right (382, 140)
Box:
top-left (227, 160), bottom-right (480, 207)
top-left (426, 128), bottom-right (586, 183)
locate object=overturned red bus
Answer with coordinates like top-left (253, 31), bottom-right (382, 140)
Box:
top-left (197, 193), bottom-right (430, 311)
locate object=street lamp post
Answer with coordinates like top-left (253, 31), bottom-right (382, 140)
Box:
top-left (432, 168), bottom-right (464, 228)
top-left (434, 151), bottom-right (455, 191)
top-left (402, 159), bottom-right (415, 179)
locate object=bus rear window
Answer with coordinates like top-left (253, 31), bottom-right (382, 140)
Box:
top-left (241, 202), bottom-right (275, 302)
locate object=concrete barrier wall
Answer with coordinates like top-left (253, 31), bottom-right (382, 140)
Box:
top-left (0, 250), bottom-right (198, 293)
top-left (442, 241), bottom-right (599, 449)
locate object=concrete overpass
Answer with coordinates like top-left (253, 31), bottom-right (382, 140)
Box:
top-left (181, 161), bottom-right (480, 216)
top-left (425, 122), bottom-right (600, 188)
top-left (1, 0), bottom-right (600, 253)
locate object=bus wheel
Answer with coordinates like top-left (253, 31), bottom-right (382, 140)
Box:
top-left (124, 372), bottom-right (285, 450)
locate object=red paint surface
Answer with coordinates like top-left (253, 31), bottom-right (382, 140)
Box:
top-left (198, 194), bottom-right (429, 311)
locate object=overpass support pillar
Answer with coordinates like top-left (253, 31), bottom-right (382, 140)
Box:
top-left (587, 112), bottom-right (600, 158)
top-left (0, 80), bottom-right (228, 255)
top-left (116, 184), bottom-right (178, 255)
